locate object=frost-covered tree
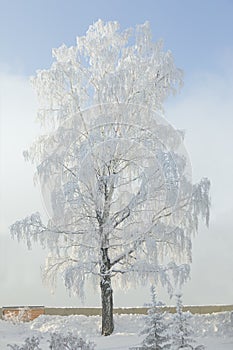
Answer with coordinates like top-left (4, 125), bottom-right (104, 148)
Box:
top-left (172, 293), bottom-right (205, 350)
top-left (10, 20), bottom-right (210, 336)
top-left (140, 285), bottom-right (172, 349)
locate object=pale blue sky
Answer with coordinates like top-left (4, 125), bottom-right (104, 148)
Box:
top-left (0, 1), bottom-right (233, 307)
top-left (1, 0), bottom-right (233, 76)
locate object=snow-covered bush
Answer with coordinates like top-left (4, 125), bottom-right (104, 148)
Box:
top-left (48, 332), bottom-right (95, 350)
top-left (7, 336), bottom-right (41, 350)
top-left (191, 311), bottom-right (233, 338)
top-left (7, 332), bottom-right (95, 350)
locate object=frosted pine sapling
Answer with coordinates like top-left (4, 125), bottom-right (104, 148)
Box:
top-left (140, 285), bottom-right (172, 349)
top-left (172, 293), bottom-right (205, 350)
top-left (10, 20), bottom-right (210, 336)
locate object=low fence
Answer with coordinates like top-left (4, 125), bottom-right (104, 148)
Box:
top-left (1, 305), bottom-right (233, 321)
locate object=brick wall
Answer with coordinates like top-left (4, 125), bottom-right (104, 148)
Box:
top-left (1, 306), bottom-right (45, 322)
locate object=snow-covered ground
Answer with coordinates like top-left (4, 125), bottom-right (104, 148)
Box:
top-left (1, 312), bottom-right (233, 349)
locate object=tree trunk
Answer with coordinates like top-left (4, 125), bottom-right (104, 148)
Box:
top-left (100, 247), bottom-right (114, 336)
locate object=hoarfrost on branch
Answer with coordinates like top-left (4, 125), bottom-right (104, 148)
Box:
top-left (10, 20), bottom-right (210, 334)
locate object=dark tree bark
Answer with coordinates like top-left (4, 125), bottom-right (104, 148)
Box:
top-left (100, 247), bottom-right (114, 336)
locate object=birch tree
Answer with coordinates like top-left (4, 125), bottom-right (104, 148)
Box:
top-left (11, 20), bottom-right (210, 336)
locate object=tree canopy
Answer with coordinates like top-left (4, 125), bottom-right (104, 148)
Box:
top-left (11, 20), bottom-right (210, 335)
